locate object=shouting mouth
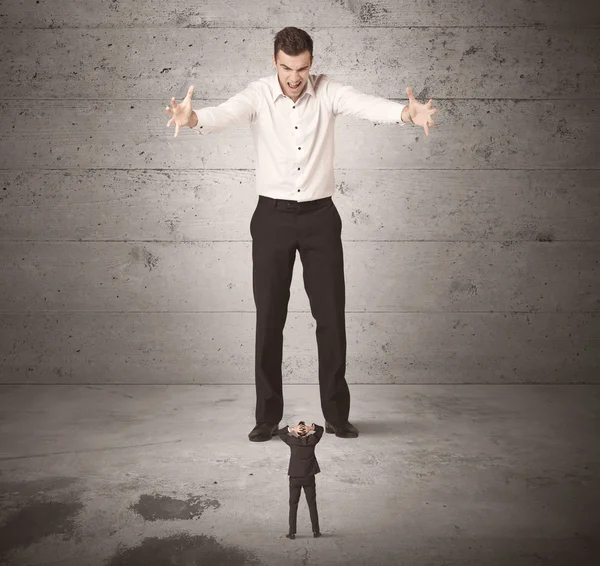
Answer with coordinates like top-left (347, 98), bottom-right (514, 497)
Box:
top-left (288, 81), bottom-right (302, 91)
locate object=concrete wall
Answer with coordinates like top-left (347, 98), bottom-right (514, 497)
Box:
top-left (1, 0), bottom-right (599, 384)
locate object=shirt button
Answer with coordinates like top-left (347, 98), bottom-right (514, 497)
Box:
top-left (293, 105), bottom-right (295, 109)
top-left (297, 189), bottom-right (300, 192)
top-left (295, 126), bottom-right (298, 129)
top-left (298, 147), bottom-right (301, 150)
top-left (297, 167), bottom-right (300, 170)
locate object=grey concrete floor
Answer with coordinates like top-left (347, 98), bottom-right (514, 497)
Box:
top-left (0, 384), bottom-right (598, 566)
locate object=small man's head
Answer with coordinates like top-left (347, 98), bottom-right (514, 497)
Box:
top-left (272, 27), bottom-right (313, 101)
top-left (296, 421), bottom-right (307, 436)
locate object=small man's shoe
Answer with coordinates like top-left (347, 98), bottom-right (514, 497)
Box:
top-left (248, 422), bottom-right (279, 442)
top-left (286, 532), bottom-right (296, 539)
top-left (325, 420), bottom-right (359, 438)
top-left (313, 531), bottom-right (321, 538)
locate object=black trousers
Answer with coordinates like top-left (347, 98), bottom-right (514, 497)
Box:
top-left (289, 475), bottom-right (319, 533)
top-left (250, 195), bottom-right (350, 424)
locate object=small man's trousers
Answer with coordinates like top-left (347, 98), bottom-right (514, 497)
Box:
top-left (289, 475), bottom-right (319, 533)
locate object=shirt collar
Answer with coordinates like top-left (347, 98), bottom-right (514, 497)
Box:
top-left (272, 72), bottom-right (315, 102)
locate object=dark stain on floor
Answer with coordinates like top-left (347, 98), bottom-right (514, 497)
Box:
top-left (105, 533), bottom-right (263, 566)
top-left (0, 499), bottom-right (83, 558)
top-left (130, 493), bottom-right (220, 521)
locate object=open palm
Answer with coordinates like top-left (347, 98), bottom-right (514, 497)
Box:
top-left (406, 87), bottom-right (438, 136)
top-left (165, 85), bottom-right (195, 138)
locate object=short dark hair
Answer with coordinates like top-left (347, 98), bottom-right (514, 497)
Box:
top-left (274, 27), bottom-right (313, 61)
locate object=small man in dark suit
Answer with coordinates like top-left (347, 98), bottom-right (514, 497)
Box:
top-left (278, 421), bottom-right (324, 539)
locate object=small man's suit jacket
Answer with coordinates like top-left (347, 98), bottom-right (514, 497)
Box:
top-left (277, 424), bottom-right (324, 477)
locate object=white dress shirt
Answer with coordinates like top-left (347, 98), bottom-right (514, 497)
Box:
top-left (192, 72), bottom-right (407, 201)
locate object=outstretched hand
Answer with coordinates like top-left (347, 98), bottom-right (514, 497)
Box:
top-left (406, 87), bottom-right (438, 136)
top-left (165, 85), bottom-right (195, 138)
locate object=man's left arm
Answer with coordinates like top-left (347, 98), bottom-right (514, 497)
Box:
top-left (328, 77), bottom-right (408, 125)
top-left (328, 77), bottom-right (437, 135)
top-left (277, 425), bottom-right (291, 442)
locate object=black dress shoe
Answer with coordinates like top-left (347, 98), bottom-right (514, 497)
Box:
top-left (325, 420), bottom-right (359, 438)
top-left (286, 532), bottom-right (295, 539)
top-left (248, 422), bottom-right (279, 442)
top-left (313, 531), bottom-right (321, 538)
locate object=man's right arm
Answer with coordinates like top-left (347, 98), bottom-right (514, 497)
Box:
top-left (189, 83), bottom-right (260, 135)
top-left (188, 111), bottom-right (199, 128)
top-left (310, 423), bottom-right (324, 443)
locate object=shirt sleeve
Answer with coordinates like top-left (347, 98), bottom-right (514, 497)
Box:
top-left (326, 76), bottom-right (406, 125)
top-left (191, 82), bottom-right (261, 135)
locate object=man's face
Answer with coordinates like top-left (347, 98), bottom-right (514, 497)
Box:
top-left (272, 49), bottom-right (313, 101)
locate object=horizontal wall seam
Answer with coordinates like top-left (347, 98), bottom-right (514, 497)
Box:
top-left (1, 239), bottom-right (598, 243)
top-left (2, 168), bottom-right (600, 172)
top-left (3, 98), bottom-right (600, 102)
top-left (0, 382), bottom-right (598, 386)
top-left (2, 25), bottom-right (600, 30)
top-left (0, 310), bottom-right (597, 315)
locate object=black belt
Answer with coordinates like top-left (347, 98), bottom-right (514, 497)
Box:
top-left (258, 195), bottom-right (332, 211)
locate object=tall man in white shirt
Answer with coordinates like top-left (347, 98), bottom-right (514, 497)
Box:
top-left (166, 27), bottom-right (438, 442)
